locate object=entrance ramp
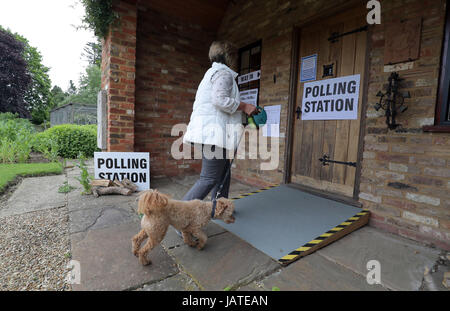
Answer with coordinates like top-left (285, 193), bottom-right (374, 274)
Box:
top-left (214, 184), bottom-right (370, 265)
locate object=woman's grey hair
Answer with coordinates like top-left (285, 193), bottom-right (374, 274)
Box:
top-left (208, 41), bottom-right (237, 67)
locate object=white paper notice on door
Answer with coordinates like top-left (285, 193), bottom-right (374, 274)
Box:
top-left (240, 88), bottom-right (259, 106)
top-left (301, 74), bottom-right (361, 120)
top-left (262, 105), bottom-right (281, 137)
top-left (300, 54), bottom-right (317, 82)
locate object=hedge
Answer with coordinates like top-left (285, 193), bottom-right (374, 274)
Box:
top-left (35, 124), bottom-right (99, 159)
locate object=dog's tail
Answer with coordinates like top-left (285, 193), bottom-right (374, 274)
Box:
top-left (137, 189), bottom-right (169, 216)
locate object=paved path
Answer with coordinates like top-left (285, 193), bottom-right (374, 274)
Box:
top-left (1, 160), bottom-right (448, 291)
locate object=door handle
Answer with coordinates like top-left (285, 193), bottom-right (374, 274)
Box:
top-left (295, 106), bottom-right (302, 119)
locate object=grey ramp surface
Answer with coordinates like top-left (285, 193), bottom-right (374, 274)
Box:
top-left (214, 185), bottom-right (361, 261)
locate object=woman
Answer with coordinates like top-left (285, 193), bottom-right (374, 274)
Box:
top-left (182, 41), bottom-right (258, 202)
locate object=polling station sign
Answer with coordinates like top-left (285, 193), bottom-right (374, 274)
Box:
top-left (301, 74), bottom-right (361, 120)
top-left (94, 152), bottom-right (150, 191)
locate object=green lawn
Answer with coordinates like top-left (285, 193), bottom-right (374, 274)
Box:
top-left (0, 162), bottom-right (63, 192)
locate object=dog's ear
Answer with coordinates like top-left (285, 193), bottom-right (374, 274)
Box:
top-left (137, 190), bottom-right (153, 215)
top-left (137, 189), bottom-right (168, 215)
top-left (152, 189), bottom-right (169, 208)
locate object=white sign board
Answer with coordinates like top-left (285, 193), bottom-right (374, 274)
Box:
top-left (262, 105), bottom-right (281, 137)
top-left (239, 88), bottom-right (259, 106)
top-left (300, 54), bottom-right (317, 82)
top-left (301, 74), bottom-right (361, 120)
top-left (238, 70), bottom-right (261, 85)
top-left (94, 152), bottom-right (150, 191)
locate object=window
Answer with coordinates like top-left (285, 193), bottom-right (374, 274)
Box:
top-left (238, 41), bottom-right (262, 107)
top-left (424, 0), bottom-right (450, 132)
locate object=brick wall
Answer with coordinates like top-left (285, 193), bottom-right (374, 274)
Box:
top-left (134, 4), bottom-right (215, 177)
top-left (357, 0), bottom-right (450, 250)
top-left (101, 0), bottom-right (137, 152)
top-left (217, 0), bottom-right (450, 250)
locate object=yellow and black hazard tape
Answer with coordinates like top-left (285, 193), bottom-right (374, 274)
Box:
top-left (278, 209), bottom-right (370, 265)
top-left (231, 184), bottom-right (280, 201)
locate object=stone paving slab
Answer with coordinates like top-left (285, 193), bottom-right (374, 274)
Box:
top-left (0, 175), bottom-right (67, 218)
top-left (69, 204), bottom-right (139, 234)
top-left (162, 223), bottom-right (227, 249)
top-left (139, 273), bottom-right (200, 291)
top-left (151, 177), bottom-right (191, 200)
top-left (167, 232), bottom-right (279, 291)
top-left (241, 253), bottom-right (386, 291)
top-left (71, 221), bottom-right (178, 291)
top-left (317, 226), bottom-right (441, 291)
top-left (67, 189), bottom-right (140, 213)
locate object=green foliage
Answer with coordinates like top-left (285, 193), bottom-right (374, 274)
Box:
top-left (80, 0), bottom-right (118, 39)
top-left (50, 86), bottom-right (67, 108)
top-left (60, 65), bottom-right (101, 107)
top-left (35, 124), bottom-right (98, 159)
top-left (0, 26), bottom-right (53, 124)
top-left (82, 41), bottom-right (102, 67)
top-left (0, 113), bottom-right (36, 163)
top-left (58, 181), bottom-right (76, 194)
top-left (0, 162), bottom-right (63, 192)
top-left (33, 135), bottom-right (60, 162)
top-left (75, 155), bottom-right (93, 195)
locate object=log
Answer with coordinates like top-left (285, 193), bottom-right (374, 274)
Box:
top-left (92, 186), bottom-right (132, 197)
top-left (91, 179), bottom-right (113, 187)
top-left (122, 178), bottom-right (138, 192)
top-left (113, 179), bottom-right (125, 188)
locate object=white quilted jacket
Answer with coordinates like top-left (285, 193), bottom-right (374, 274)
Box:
top-left (183, 62), bottom-right (243, 151)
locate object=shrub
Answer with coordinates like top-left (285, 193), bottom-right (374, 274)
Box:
top-left (35, 124), bottom-right (98, 159)
top-left (0, 113), bottom-right (35, 163)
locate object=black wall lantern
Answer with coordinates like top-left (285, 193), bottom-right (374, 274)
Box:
top-left (374, 72), bottom-right (410, 130)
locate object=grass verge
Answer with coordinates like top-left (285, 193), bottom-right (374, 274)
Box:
top-left (0, 162), bottom-right (63, 193)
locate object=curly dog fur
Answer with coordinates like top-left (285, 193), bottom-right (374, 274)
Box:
top-left (132, 189), bottom-right (235, 265)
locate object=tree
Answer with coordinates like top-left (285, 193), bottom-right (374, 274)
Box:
top-left (82, 40), bottom-right (102, 67)
top-left (21, 41), bottom-right (53, 124)
top-left (67, 80), bottom-right (78, 95)
top-left (0, 25), bottom-right (53, 124)
top-left (50, 85), bottom-right (67, 107)
top-left (60, 65), bottom-right (101, 106)
top-left (0, 28), bottom-right (31, 118)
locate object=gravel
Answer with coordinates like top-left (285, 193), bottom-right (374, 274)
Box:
top-left (0, 207), bottom-right (72, 291)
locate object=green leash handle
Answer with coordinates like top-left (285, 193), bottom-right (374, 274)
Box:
top-left (247, 106), bottom-right (267, 129)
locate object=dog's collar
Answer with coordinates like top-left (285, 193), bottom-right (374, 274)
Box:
top-left (211, 199), bottom-right (217, 219)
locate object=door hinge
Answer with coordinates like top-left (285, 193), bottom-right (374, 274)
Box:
top-left (319, 155), bottom-right (357, 167)
top-left (328, 25), bottom-right (368, 43)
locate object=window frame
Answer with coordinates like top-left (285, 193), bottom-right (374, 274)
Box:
top-left (237, 40), bottom-right (262, 107)
top-left (424, 0), bottom-right (450, 132)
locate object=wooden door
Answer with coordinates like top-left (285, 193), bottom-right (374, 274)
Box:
top-left (290, 7), bottom-right (367, 198)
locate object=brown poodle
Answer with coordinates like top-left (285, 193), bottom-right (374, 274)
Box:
top-left (132, 189), bottom-right (235, 265)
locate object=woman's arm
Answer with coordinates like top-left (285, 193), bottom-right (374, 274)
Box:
top-left (238, 101), bottom-right (258, 116)
top-left (211, 70), bottom-right (257, 116)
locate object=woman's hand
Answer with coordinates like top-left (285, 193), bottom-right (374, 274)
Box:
top-left (239, 102), bottom-right (258, 116)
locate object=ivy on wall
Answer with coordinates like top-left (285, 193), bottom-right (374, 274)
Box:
top-left (80, 0), bottom-right (118, 39)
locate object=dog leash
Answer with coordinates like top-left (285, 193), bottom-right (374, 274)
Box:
top-left (211, 199), bottom-right (217, 219)
top-left (214, 106), bottom-right (267, 201)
